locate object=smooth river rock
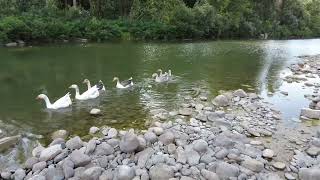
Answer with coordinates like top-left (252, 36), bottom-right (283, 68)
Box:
top-left (66, 136), bottom-right (83, 150)
top-left (242, 158), bottom-right (264, 172)
top-left (299, 168), bottom-right (320, 180)
top-left (39, 144), bottom-right (62, 161)
top-left (212, 95), bottom-right (229, 107)
top-left (300, 108), bottom-right (320, 119)
top-left (120, 132), bottom-right (139, 153)
top-left (115, 165), bottom-right (135, 180)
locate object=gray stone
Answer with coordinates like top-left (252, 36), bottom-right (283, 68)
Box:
top-left (89, 127), bottom-right (100, 134)
top-left (179, 108), bottom-right (193, 116)
top-left (52, 130), bottom-right (68, 140)
top-left (49, 138), bottom-right (65, 146)
top-left (39, 144), bottom-right (62, 161)
top-left (262, 149), bottom-right (274, 158)
top-left (272, 162), bottom-right (286, 170)
top-left (1, 171), bottom-right (11, 179)
top-left (193, 139), bottom-right (208, 153)
top-left (216, 162), bottom-right (239, 179)
top-left (201, 169), bottom-right (220, 180)
top-left (46, 166), bottom-right (64, 180)
top-left (175, 147), bottom-right (187, 164)
top-left (300, 108), bottom-right (320, 119)
top-left (70, 150), bottom-right (91, 167)
top-left (99, 169), bottom-right (114, 180)
top-left (13, 169), bottom-right (26, 180)
top-left (212, 95), bottom-right (229, 107)
top-left (120, 132), bottom-right (139, 153)
top-left (29, 175), bottom-right (46, 180)
top-left (233, 89), bottom-right (247, 98)
top-left (215, 149), bottom-right (229, 159)
top-left (32, 161), bottom-right (46, 172)
top-left (181, 176), bottom-right (195, 180)
top-left (115, 165), bottom-right (135, 180)
top-left (94, 142), bottom-right (114, 156)
top-left (66, 136), bottom-right (83, 150)
top-left (90, 108), bottom-right (101, 115)
top-left (81, 167), bottom-right (103, 180)
top-left (167, 143), bottom-right (176, 154)
top-left (0, 135), bottom-right (20, 152)
top-left (159, 131), bottom-right (175, 145)
top-left (242, 158), bottom-right (264, 172)
top-left (25, 157), bottom-right (39, 169)
top-left (144, 132), bottom-right (157, 144)
top-left (186, 150), bottom-right (200, 166)
top-left (137, 136), bottom-right (147, 151)
top-left (149, 163), bottom-right (174, 180)
top-left (151, 127), bottom-right (164, 135)
top-left (53, 150), bottom-right (68, 163)
top-left (32, 145), bottom-right (45, 157)
top-left (63, 164), bottom-right (74, 178)
top-left (306, 146), bottom-right (320, 156)
top-left (137, 148), bottom-right (155, 168)
top-left (299, 168), bottom-right (320, 180)
top-left (107, 128), bottom-right (118, 138)
top-left (285, 173), bottom-right (296, 180)
top-left (85, 139), bottom-right (97, 154)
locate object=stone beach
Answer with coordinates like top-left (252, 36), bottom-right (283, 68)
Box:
top-left (1, 86), bottom-right (319, 180)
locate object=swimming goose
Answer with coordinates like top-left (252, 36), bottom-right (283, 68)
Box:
top-left (69, 84), bottom-right (101, 100)
top-left (152, 73), bottom-right (168, 83)
top-left (36, 93), bottom-right (72, 109)
top-left (83, 79), bottom-right (106, 91)
top-left (113, 77), bottom-right (134, 89)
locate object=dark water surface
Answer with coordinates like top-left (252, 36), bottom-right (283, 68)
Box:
top-left (0, 39), bottom-right (320, 140)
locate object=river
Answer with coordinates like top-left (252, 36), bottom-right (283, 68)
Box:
top-left (0, 39), bottom-right (319, 170)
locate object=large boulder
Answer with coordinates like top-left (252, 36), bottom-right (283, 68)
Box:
top-left (120, 132), bottom-right (139, 153)
top-left (300, 108), bottom-right (320, 119)
top-left (149, 163), bottom-right (174, 180)
top-left (212, 95), bottom-right (229, 107)
top-left (39, 144), bottom-right (62, 161)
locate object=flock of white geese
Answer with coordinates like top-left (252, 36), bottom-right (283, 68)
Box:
top-left (36, 69), bottom-right (173, 110)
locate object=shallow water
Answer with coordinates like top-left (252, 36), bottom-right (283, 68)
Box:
top-left (0, 39), bottom-right (320, 141)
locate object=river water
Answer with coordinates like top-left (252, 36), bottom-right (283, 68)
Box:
top-left (0, 39), bottom-right (320, 169)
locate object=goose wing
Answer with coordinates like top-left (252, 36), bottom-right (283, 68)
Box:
top-left (81, 86), bottom-right (100, 99)
top-left (120, 79), bottom-right (133, 87)
top-left (52, 92), bottom-right (72, 108)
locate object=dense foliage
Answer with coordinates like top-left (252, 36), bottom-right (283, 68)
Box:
top-left (0, 0), bottom-right (319, 43)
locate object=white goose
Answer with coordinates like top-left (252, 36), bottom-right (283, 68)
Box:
top-left (113, 77), bottom-right (134, 89)
top-left (36, 93), bottom-right (72, 110)
top-left (69, 83), bottom-right (102, 100)
top-left (83, 79), bottom-right (106, 91)
top-left (152, 73), bottom-right (168, 83)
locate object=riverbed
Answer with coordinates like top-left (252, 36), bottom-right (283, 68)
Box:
top-left (0, 39), bottom-right (320, 171)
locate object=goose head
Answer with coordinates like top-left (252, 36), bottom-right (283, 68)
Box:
top-left (83, 79), bottom-right (90, 84)
top-left (157, 69), bottom-right (162, 74)
top-left (36, 94), bottom-right (47, 100)
top-left (113, 77), bottom-right (119, 82)
top-left (152, 73), bottom-right (158, 78)
top-left (69, 84), bottom-right (78, 89)
top-left (168, 70), bottom-right (172, 75)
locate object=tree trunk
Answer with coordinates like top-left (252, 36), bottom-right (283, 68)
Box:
top-left (73, 0), bottom-right (77, 7)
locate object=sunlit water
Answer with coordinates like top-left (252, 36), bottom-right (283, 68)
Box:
top-left (0, 39), bottom-right (320, 169)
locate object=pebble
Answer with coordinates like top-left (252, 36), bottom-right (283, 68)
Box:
top-left (272, 162), bottom-right (286, 170)
top-left (90, 108), bottom-right (101, 115)
top-left (262, 149), bottom-right (274, 158)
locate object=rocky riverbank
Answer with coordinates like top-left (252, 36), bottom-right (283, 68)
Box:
top-left (1, 89), bottom-right (320, 180)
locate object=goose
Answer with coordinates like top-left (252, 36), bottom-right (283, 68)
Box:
top-left (36, 93), bottom-right (72, 109)
top-left (113, 77), bottom-right (134, 89)
top-left (83, 79), bottom-right (106, 91)
top-left (69, 84), bottom-right (102, 100)
top-left (152, 73), bottom-right (168, 83)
